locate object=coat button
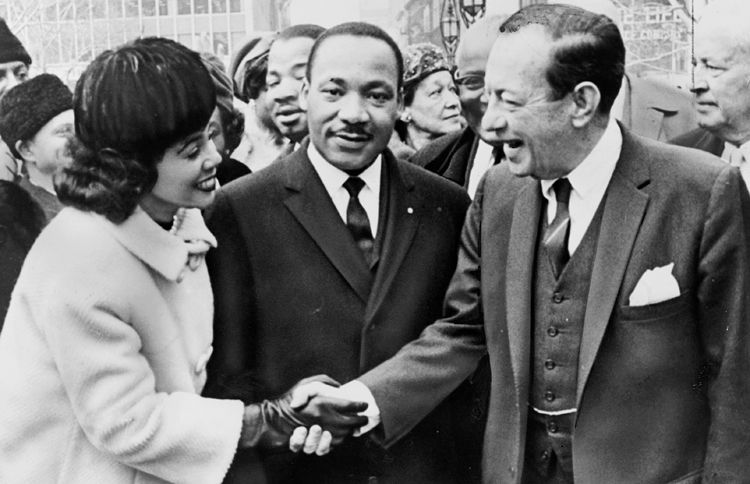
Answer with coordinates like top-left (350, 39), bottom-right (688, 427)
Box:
top-left (544, 359), bottom-right (556, 370)
top-left (547, 326), bottom-right (558, 337)
top-left (540, 450), bottom-right (551, 461)
top-left (544, 390), bottom-right (555, 402)
top-left (552, 292), bottom-right (563, 303)
top-left (195, 345), bottom-right (213, 374)
top-left (548, 421), bottom-right (559, 433)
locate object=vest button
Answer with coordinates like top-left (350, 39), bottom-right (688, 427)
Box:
top-left (548, 421), bottom-right (559, 433)
top-left (552, 292), bottom-right (563, 303)
top-left (544, 390), bottom-right (555, 402)
top-left (544, 359), bottom-right (556, 370)
top-left (547, 326), bottom-right (558, 337)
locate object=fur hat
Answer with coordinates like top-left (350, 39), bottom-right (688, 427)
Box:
top-left (0, 74), bottom-right (72, 159)
top-left (0, 18), bottom-right (31, 65)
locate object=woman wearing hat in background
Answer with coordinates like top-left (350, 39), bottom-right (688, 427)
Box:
top-left (0, 73), bottom-right (74, 223)
top-left (0, 36), bottom-right (367, 483)
top-left (389, 42), bottom-right (464, 161)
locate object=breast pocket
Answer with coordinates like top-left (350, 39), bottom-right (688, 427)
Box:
top-left (619, 291), bottom-right (692, 323)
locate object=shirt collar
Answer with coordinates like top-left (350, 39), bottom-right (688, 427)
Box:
top-left (100, 206), bottom-right (216, 281)
top-left (541, 117), bottom-right (622, 201)
top-left (306, 141), bottom-right (382, 194)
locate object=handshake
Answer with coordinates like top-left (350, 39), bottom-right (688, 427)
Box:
top-left (238, 375), bottom-right (370, 456)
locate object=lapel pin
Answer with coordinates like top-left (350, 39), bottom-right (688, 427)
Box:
top-left (407, 207), bottom-right (414, 214)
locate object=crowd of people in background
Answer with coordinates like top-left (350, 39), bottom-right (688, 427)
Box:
top-left (1, 0), bottom-right (750, 482)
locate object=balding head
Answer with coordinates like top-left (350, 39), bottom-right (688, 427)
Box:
top-left (454, 14), bottom-right (506, 141)
top-left (692, 0), bottom-right (750, 144)
top-left (455, 14), bottom-right (506, 71)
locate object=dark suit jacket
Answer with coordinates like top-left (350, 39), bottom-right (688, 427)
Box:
top-left (360, 127), bottom-right (750, 483)
top-left (205, 144), bottom-right (471, 484)
top-left (411, 127), bottom-right (479, 188)
top-left (670, 127), bottom-right (725, 157)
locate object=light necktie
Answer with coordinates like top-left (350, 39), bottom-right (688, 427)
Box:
top-left (544, 178), bottom-right (572, 278)
top-left (343, 176), bottom-right (374, 264)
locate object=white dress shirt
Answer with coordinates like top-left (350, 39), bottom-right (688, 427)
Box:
top-left (540, 117), bottom-right (622, 256)
top-left (467, 139), bottom-right (496, 200)
top-left (307, 142), bottom-right (382, 235)
top-left (721, 141), bottom-right (750, 191)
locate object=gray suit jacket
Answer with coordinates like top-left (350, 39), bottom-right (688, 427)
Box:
top-left (360, 127), bottom-right (750, 483)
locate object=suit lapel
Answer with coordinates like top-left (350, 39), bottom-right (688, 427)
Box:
top-left (365, 152), bottom-right (420, 320)
top-left (576, 129), bottom-right (650, 409)
top-left (505, 180), bottom-right (542, 398)
top-left (283, 147), bottom-right (373, 302)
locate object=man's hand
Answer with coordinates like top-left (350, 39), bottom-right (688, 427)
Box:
top-left (238, 375), bottom-right (368, 451)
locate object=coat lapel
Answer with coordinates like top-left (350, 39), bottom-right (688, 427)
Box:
top-left (505, 180), bottom-right (542, 398)
top-left (282, 147), bottom-right (373, 302)
top-left (365, 152), bottom-right (419, 320)
top-left (576, 128), bottom-right (651, 409)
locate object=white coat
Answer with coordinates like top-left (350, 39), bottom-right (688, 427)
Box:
top-left (0, 206), bottom-right (244, 484)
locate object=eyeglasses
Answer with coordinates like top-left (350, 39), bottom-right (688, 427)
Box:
top-left (453, 73), bottom-right (484, 91)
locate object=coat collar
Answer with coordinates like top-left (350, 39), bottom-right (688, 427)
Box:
top-left (100, 206), bottom-right (216, 282)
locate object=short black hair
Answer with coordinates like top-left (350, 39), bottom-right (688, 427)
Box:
top-left (306, 22), bottom-right (404, 91)
top-left (57, 37), bottom-right (216, 224)
top-left (277, 24), bottom-right (325, 42)
top-left (500, 4), bottom-right (625, 114)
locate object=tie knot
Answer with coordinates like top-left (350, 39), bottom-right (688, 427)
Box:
top-left (553, 178), bottom-right (572, 205)
top-left (344, 176), bottom-right (366, 196)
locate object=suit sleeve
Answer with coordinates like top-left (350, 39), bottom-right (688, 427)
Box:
top-left (697, 166), bottom-right (750, 481)
top-left (358, 175), bottom-right (490, 447)
top-left (204, 190), bottom-right (257, 403)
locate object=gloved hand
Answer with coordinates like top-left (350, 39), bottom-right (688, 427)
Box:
top-left (239, 375), bottom-right (368, 450)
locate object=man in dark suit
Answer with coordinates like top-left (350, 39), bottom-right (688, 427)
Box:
top-left (670, 0), bottom-right (750, 189)
top-left (332, 5), bottom-right (750, 483)
top-left (412, 15), bottom-right (504, 197)
top-left (206, 22), bottom-right (470, 484)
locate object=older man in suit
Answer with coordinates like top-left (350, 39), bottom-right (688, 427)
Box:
top-left (671, 0), bottom-right (750, 190)
top-left (330, 5), bottom-right (750, 483)
top-left (206, 22), bottom-right (470, 484)
top-left (416, 0), bottom-right (696, 201)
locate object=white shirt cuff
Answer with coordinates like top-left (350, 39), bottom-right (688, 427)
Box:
top-left (339, 380), bottom-right (381, 436)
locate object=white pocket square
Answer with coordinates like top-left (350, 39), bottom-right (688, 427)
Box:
top-left (628, 262), bottom-right (680, 307)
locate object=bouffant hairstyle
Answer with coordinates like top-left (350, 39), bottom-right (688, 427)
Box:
top-left (56, 37), bottom-right (216, 223)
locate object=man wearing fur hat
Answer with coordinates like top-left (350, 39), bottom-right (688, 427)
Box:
top-left (0, 18), bottom-right (32, 182)
top-left (0, 74), bottom-right (74, 222)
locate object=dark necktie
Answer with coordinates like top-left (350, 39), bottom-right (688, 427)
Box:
top-left (343, 176), bottom-right (374, 264)
top-left (543, 178), bottom-right (572, 278)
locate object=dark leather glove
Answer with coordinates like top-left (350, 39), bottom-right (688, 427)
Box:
top-left (239, 375), bottom-right (369, 450)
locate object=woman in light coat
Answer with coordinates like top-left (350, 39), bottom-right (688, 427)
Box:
top-left (0, 37), bottom-right (365, 484)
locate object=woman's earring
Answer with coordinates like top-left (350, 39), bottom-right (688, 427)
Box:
top-left (401, 112), bottom-right (412, 123)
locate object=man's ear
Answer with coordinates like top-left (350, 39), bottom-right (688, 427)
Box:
top-left (570, 81), bottom-right (601, 128)
top-left (15, 139), bottom-right (33, 163)
top-left (299, 78), bottom-right (310, 111)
